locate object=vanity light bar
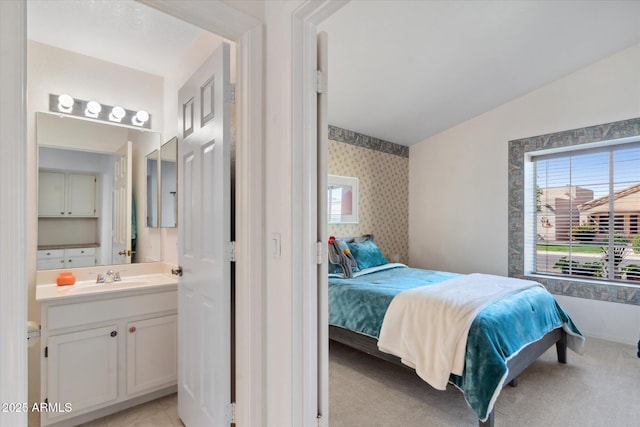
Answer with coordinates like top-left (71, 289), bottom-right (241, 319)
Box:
top-left (49, 94), bottom-right (152, 130)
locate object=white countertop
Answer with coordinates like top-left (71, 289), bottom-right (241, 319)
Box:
top-left (36, 273), bottom-right (178, 302)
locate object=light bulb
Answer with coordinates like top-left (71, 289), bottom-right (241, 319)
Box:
top-left (132, 110), bottom-right (149, 126)
top-left (85, 101), bottom-right (102, 118)
top-left (57, 94), bottom-right (74, 112)
top-left (109, 106), bottom-right (126, 122)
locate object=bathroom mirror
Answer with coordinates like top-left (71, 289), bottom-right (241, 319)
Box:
top-left (36, 112), bottom-right (162, 269)
top-left (146, 149), bottom-right (159, 228)
top-left (160, 137), bottom-right (178, 228)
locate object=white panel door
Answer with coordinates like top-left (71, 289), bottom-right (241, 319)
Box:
top-left (177, 42), bottom-right (232, 427)
top-left (112, 141), bottom-right (132, 264)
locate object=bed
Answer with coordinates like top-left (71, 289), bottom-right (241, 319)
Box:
top-left (327, 237), bottom-right (584, 427)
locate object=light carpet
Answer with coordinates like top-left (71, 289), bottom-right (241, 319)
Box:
top-left (329, 337), bottom-right (640, 427)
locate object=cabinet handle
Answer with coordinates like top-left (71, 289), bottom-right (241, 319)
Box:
top-left (129, 326), bottom-right (136, 333)
top-left (68, 212), bottom-right (72, 214)
top-left (110, 330), bottom-right (118, 337)
top-left (60, 212), bottom-right (64, 215)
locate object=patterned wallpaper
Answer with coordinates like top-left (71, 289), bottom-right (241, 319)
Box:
top-left (328, 133), bottom-right (409, 265)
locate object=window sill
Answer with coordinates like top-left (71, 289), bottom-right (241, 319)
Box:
top-left (525, 272), bottom-right (640, 288)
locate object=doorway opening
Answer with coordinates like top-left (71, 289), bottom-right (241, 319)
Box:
top-left (19, 1), bottom-right (263, 426)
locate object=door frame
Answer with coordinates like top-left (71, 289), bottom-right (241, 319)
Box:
top-left (291, 2), bottom-right (348, 426)
top-left (0, 2), bottom-right (28, 426)
top-left (0, 1), bottom-right (264, 426)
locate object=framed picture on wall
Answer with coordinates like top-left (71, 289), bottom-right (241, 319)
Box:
top-left (328, 174), bottom-right (358, 224)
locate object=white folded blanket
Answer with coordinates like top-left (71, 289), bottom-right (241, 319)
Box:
top-left (377, 273), bottom-right (543, 390)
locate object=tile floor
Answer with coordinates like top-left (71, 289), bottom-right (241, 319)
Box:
top-left (77, 393), bottom-right (181, 427)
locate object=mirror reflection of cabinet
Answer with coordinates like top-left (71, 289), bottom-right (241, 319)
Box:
top-left (36, 112), bottom-right (162, 269)
top-left (37, 247), bottom-right (97, 270)
top-left (38, 170), bottom-right (96, 217)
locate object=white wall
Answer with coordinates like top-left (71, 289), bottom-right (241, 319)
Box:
top-left (264, 2), bottom-right (302, 425)
top-left (555, 295), bottom-right (640, 345)
top-left (409, 43), bottom-right (640, 344)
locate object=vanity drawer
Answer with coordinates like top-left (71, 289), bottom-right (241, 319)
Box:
top-left (38, 249), bottom-right (64, 259)
top-left (46, 290), bottom-right (178, 331)
top-left (66, 247), bottom-right (96, 257)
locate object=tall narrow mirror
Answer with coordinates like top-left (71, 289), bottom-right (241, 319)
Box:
top-left (146, 149), bottom-right (159, 228)
top-left (160, 137), bottom-right (178, 228)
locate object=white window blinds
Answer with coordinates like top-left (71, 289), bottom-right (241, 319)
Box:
top-left (532, 142), bottom-right (640, 283)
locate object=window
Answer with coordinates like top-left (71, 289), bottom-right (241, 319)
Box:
top-left (531, 143), bottom-right (640, 283)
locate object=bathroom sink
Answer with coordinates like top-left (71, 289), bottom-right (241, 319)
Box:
top-left (36, 273), bottom-right (178, 301)
top-left (75, 279), bottom-right (147, 288)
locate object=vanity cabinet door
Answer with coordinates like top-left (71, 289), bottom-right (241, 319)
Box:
top-left (45, 325), bottom-right (119, 421)
top-left (38, 171), bottom-right (66, 216)
top-left (38, 170), bottom-right (96, 217)
top-left (126, 315), bottom-right (178, 395)
top-left (67, 173), bottom-right (96, 216)
top-left (66, 247), bottom-right (97, 268)
top-left (37, 249), bottom-right (65, 270)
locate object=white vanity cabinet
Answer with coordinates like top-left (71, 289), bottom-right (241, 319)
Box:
top-left (39, 285), bottom-right (177, 426)
top-left (38, 170), bottom-right (97, 217)
top-left (37, 247), bottom-right (97, 270)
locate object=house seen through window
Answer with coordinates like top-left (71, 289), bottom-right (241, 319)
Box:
top-left (532, 142), bottom-right (640, 284)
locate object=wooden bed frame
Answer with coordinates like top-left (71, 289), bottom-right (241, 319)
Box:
top-left (329, 325), bottom-right (568, 427)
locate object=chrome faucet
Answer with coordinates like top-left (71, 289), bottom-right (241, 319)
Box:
top-left (91, 269), bottom-right (124, 284)
top-left (105, 269), bottom-right (116, 283)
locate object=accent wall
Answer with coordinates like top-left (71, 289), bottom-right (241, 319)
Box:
top-left (328, 126), bottom-right (409, 264)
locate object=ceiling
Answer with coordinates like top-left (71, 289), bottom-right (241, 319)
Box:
top-left (27, 0), bottom-right (205, 77)
top-left (319, 0), bottom-right (640, 146)
top-left (27, 1), bottom-right (640, 147)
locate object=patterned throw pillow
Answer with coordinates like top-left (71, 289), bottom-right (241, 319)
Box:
top-left (327, 236), bottom-right (359, 278)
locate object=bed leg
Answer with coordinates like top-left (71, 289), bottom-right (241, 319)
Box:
top-left (508, 376), bottom-right (518, 387)
top-left (556, 331), bottom-right (567, 364)
top-left (479, 410), bottom-right (494, 427)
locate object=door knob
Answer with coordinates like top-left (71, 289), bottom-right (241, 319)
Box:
top-left (171, 266), bottom-right (183, 277)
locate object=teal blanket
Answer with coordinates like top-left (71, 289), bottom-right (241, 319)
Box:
top-left (328, 265), bottom-right (583, 421)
